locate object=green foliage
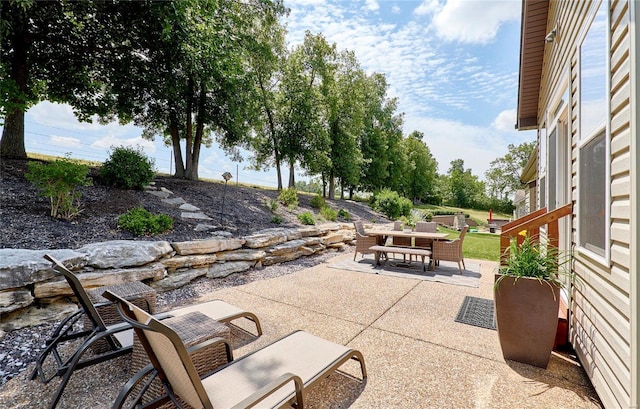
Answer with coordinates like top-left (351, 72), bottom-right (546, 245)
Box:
top-left (264, 198), bottom-right (278, 212)
top-left (338, 208), bottom-right (350, 220)
top-left (118, 207), bottom-right (173, 236)
top-left (100, 146), bottom-right (155, 190)
top-left (497, 232), bottom-right (570, 288)
top-left (310, 194), bottom-right (326, 209)
top-left (270, 214), bottom-right (284, 224)
top-left (402, 132), bottom-right (438, 202)
top-left (25, 157), bottom-right (92, 220)
top-left (297, 211), bottom-right (316, 225)
top-left (372, 189), bottom-right (412, 220)
top-left (320, 206), bottom-right (338, 221)
top-left (277, 187), bottom-right (299, 208)
top-left (485, 142), bottom-right (535, 199)
top-left (412, 209), bottom-right (433, 222)
top-left (399, 214), bottom-right (416, 228)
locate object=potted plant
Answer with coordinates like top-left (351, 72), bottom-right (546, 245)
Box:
top-left (494, 231), bottom-right (570, 368)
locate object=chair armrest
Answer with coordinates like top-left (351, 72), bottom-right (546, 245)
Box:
top-left (230, 372), bottom-right (305, 409)
top-left (186, 337), bottom-right (234, 369)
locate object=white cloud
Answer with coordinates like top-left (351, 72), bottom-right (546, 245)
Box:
top-left (414, 0), bottom-right (441, 16)
top-left (392, 4), bottom-right (400, 14)
top-left (91, 135), bottom-right (156, 154)
top-left (431, 0), bottom-right (520, 44)
top-left (51, 135), bottom-right (81, 148)
top-left (364, 0), bottom-right (379, 12)
top-left (492, 109), bottom-right (517, 132)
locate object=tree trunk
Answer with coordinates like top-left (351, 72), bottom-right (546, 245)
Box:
top-left (275, 157), bottom-right (283, 190)
top-left (349, 186), bottom-right (354, 200)
top-left (328, 170), bottom-right (335, 199)
top-left (322, 173), bottom-right (327, 198)
top-left (0, 16), bottom-right (29, 159)
top-left (184, 77), bottom-right (195, 179)
top-left (0, 110), bottom-right (26, 158)
top-left (186, 82), bottom-right (207, 181)
top-left (288, 161), bottom-right (295, 187)
top-left (169, 112), bottom-right (185, 178)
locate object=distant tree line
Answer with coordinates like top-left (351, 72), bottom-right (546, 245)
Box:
top-left (1, 0), bottom-right (532, 210)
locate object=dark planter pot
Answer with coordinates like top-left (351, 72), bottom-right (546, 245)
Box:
top-left (494, 274), bottom-right (561, 369)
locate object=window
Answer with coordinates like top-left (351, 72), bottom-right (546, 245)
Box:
top-left (548, 129), bottom-right (557, 211)
top-left (579, 132), bottom-right (606, 256)
top-left (578, 1), bottom-right (608, 259)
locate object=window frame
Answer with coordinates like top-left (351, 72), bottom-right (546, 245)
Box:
top-left (576, 0), bottom-right (611, 265)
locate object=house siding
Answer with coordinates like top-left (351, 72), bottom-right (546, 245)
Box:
top-left (536, 1), bottom-right (633, 407)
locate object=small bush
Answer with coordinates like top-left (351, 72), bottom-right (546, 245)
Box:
top-left (270, 215), bottom-right (283, 224)
top-left (310, 194), bottom-right (326, 209)
top-left (100, 145), bottom-right (155, 190)
top-left (372, 189), bottom-right (412, 220)
top-left (320, 206), bottom-right (338, 221)
top-left (25, 157), bottom-right (92, 220)
top-left (297, 211), bottom-right (315, 225)
top-left (277, 187), bottom-right (298, 208)
top-left (264, 198), bottom-right (278, 212)
top-left (118, 207), bottom-right (173, 236)
top-left (338, 208), bottom-right (350, 220)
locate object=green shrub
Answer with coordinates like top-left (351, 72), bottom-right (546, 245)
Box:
top-left (338, 208), bottom-right (350, 220)
top-left (118, 207), bottom-right (173, 236)
top-left (100, 146), bottom-right (155, 190)
top-left (264, 198), bottom-right (278, 212)
top-left (372, 189), bottom-right (412, 219)
top-left (320, 206), bottom-right (338, 221)
top-left (310, 194), bottom-right (326, 209)
top-left (297, 211), bottom-right (315, 225)
top-left (277, 187), bottom-right (298, 208)
top-left (25, 157), bottom-right (92, 220)
top-left (270, 215), bottom-right (284, 224)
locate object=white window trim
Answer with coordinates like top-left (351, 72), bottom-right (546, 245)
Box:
top-left (546, 69), bottom-right (571, 213)
top-left (576, 0), bottom-right (611, 266)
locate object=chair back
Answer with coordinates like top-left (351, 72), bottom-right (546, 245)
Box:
top-left (353, 221), bottom-right (366, 235)
top-left (458, 226), bottom-right (469, 243)
top-left (415, 222), bottom-right (437, 233)
top-left (393, 221), bottom-right (402, 231)
top-left (103, 291), bottom-right (213, 409)
top-left (44, 254), bottom-right (108, 331)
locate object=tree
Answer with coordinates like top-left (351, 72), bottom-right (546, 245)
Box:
top-left (0, 0), bottom-right (109, 158)
top-left (485, 141), bottom-right (535, 199)
top-left (443, 159), bottom-right (484, 208)
top-left (326, 50), bottom-right (365, 199)
top-left (402, 131), bottom-right (438, 203)
top-left (358, 73), bottom-right (404, 196)
top-left (277, 32), bottom-right (333, 190)
top-left (96, 0), bottom-right (287, 180)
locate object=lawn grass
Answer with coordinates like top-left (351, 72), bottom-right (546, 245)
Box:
top-left (416, 203), bottom-right (511, 227)
top-left (438, 226), bottom-right (500, 262)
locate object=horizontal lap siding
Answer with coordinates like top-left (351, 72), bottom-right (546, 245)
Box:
top-left (540, 0), bottom-right (632, 407)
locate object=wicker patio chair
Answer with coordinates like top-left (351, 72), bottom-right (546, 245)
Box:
top-left (353, 221), bottom-right (378, 260)
top-left (389, 221), bottom-right (412, 261)
top-left (105, 290), bottom-right (367, 409)
top-left (433, 226), bottom-right (468, 272)
top-left (414, 221), bottom-right (437, 250)
top-left (33, 254), bottom-right (261, 409)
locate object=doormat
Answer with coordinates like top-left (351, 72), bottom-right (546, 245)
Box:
top-left (455, 296), bottom-right (496, 330)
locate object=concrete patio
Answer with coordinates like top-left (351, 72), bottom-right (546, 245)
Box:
top-left (198, 252), bottom-right (602, 408)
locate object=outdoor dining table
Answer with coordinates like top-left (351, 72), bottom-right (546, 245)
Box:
top-left (364, 229), bottom-right (450, 270)
top-left (364, 229), bottom-right (449, 245)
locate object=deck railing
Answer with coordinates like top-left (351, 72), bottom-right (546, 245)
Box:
top-left (499, 202), bottom-right (573, 266)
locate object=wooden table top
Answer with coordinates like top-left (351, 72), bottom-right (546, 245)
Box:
top-left (365, 230), bottom-right (449, 239)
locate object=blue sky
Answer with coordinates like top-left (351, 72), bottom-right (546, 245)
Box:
top-left (17, 0), bottom-right (535, 188)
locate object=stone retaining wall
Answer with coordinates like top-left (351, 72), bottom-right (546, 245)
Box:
top-left (0, 223), bottom-right (356, 330)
